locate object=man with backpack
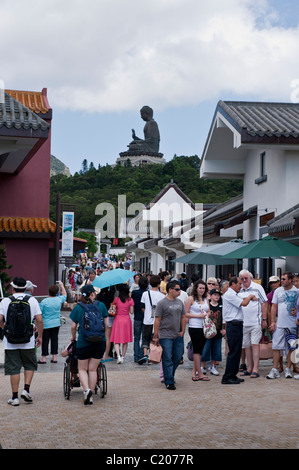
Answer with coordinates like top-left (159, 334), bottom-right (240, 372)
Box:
top-left (0, 277), bottom-right (43, 406)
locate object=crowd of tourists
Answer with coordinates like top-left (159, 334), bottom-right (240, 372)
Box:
top-left (1, 263), bottom-right (299, 406)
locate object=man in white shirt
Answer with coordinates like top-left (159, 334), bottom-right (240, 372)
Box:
top-left (222, 277), bottom-right (257, 385)
top-left (267, 272), bottom-right (299, 379)
top-left (238, 270), bottom-right (268, 378)
top-left (138, 275), bottom-right (165, 364)
top-left (0, 277), bottom-right (43, 406)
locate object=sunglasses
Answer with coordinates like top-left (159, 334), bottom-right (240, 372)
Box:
top-left (207, 282), bottom-right (216, 285)
top-left (172, 288), bottom-right (181, 291)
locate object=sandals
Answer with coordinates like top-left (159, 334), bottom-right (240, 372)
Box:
top-left (192, 376), bottom-right (210, 381)
top-left (240, 371), bottom-right (251, 376)
top-left (250, 372), bottom-right (259, 378)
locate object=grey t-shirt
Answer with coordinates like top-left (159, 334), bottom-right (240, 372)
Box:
top-left (155, 297), bottom-right (185, 339)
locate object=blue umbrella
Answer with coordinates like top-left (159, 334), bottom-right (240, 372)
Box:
top-left (92, 268), bottom-right (134, 289)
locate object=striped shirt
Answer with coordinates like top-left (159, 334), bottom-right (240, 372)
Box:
top-left (239, 281), bottom-right (267, 326)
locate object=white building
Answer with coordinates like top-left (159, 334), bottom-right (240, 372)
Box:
top-left (125, 182), bottom-right (206, 274)
top-left (200, 100), bottom-right (299, 282)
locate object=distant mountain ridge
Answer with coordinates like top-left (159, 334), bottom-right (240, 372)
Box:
top-left (50, 155), bottom-right (71, 177)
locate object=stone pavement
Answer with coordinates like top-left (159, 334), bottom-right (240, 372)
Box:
top-left (0, 310), bottom-right (299, 450)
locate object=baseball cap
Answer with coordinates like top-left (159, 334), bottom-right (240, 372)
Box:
top-left (269, 276), bottom-right (280, 283)
top-left (210, 288), bottom-right (221, 296)
top-left (81, 285), bottom-right (95, 297)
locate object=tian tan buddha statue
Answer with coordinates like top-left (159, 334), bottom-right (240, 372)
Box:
top-left (128, 106), bottom-right (160, 154)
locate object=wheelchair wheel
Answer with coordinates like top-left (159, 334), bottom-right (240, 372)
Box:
top-left (97, 361), bottom-right (107, 398)
top-left (63, 360), bottom-right (71, 400)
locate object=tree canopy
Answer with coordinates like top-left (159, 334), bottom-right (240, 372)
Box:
top-left (50, 155), bottom-right (243, 243)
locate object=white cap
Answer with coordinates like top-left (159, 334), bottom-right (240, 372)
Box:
top-left (26, 280), bottom-right (37, 289)
top-left (269, 276), bottom-right (279, 283)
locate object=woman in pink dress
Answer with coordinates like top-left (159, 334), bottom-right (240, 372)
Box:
top-left (110, 283), bottom-right (134, 363)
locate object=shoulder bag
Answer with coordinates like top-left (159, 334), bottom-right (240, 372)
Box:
top-left (203, 314), bottom-right (217, 339)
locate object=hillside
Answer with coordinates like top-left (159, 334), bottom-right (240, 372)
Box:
top-left (49, 155), bottom-right (243, 240)
top-left (50, 155), bottom-right (71, 177)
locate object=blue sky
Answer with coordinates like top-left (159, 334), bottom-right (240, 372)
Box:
top-left (1, 0), bottom-right (299, 174)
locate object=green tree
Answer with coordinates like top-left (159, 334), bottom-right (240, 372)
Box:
top-left (74, 231), bottom-right (98, 257)
top-left (0, 244), bottom-right (12, 297)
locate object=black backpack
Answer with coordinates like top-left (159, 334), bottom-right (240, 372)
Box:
top-left (3, 295), bottom-right (34, 344)
top-left (78, 301), bottom-right (105, 342)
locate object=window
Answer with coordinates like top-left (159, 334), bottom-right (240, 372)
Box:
top-left (255, 151), bottom-right (267, 184)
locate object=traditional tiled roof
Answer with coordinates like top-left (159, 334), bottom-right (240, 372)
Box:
top-left (0, 92), bottom-right (50, 132)
top-left (219, 100), bottom-right (299, 138)
top-left (267, 204), bottom-right (299, 234)
top-left (5, 89), bottom-right (50, 115)
top-left (0, 217), bottom-right (56, 233)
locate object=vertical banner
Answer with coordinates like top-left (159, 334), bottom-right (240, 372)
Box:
top-left (61, 211), bottom-right (74, 257)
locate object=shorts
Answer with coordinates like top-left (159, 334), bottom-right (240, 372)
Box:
top-left (5, 348), bottom-right (37, 376)
top-left (242, 325), bottom-right (262, 348)
top-left (76, 341), bottom-right (106, 360)
top-left (201, 336), bottom-right (222, 362)
top-left (142, 324), bottom-right (153, 349)
top-left (108, 316), bottom-right (114, 328)
top-left (188, 327), bottom-right (206, 355)
top-left (272, 327), bottom-right (297, 351)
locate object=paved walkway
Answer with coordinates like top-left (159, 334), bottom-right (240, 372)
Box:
top-left (1, 310), bottom-right (299, 450)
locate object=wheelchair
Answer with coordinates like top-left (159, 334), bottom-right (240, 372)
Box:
top-left (63, 341), bottom-right (107, 400)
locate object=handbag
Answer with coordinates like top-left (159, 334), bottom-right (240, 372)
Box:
top-left (108, 299), bottom-right (117, 316)
top-left (259, 329), bottom-right (273, 360)
top-left (148, 342), bottom-right (163, 364)
top-left (203, 315), bottom-right (217, 339)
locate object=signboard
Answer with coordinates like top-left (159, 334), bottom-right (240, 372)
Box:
top-left (61, 212), bottom-right (74, 257)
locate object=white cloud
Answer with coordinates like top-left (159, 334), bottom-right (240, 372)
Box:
top-left (1, 0), bottom-right (299, 112)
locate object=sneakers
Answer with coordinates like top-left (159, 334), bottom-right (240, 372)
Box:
top-left (201, 366), bottom-right (207, 375)
top-left (21, 390), bottom-right (33, 403)
top-left (210, 366), bottom-right (219, 376)
top-left (165, 384), bottom-right (176, 390)
top-left (83, 389), bottom-right (93, 405)
top-left (117, 356), bottom-right (124, 364)
top-left (138, 355), bottom-right (148, 365)
top-left (294, 374), bottom-right (299, 380)
top-left (284, 367), bottom-right (293, 379)
top-left (266, 368), bottom-right (280, 379)
top-left (8, 397), bottom-right (19, 406)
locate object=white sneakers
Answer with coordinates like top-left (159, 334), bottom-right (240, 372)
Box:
top-left (21, 390), bottom-right (33, 402)
top-left (267, 367), bottom-right (294, 379)
top-left (8, 398), bottom-right (19, 406)
top-left (284, 367), bottom-right (293, 378)
top-left (8, 390), bottom-right (33, 406)
top-left (83, 389), bottom-right (93, 405)
top-left (209, 365), bottom-right (219, 376)
top-left (266, 368), bottom-right (280, 379)
top-left (117, 355), bottom-right (124, 364)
